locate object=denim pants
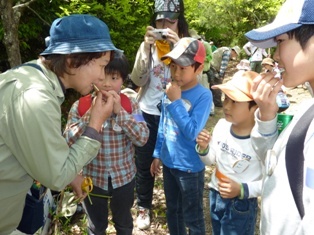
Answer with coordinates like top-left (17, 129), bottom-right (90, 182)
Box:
top-left (83, 178), bottom-right (135, 235)
top-left (209, 189), bottom-right (258, 235)
top-left (135, 111), bottom-right (160, 209)
top-left (163, 165), bottom-right (205, 235)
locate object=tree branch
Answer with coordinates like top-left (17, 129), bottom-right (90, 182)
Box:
top-left (12, 0), bottom-right (36, 10)
top-left (26, 5), bottom-right (51, 26)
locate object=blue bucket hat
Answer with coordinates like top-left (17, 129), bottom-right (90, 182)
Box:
top-left (41, 14), bottom-right (120, 55)
top-left (245, 0), bottom-right (314, 48)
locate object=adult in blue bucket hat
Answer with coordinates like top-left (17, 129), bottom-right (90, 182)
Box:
top-left (0, 14), bottom-right (120, 234)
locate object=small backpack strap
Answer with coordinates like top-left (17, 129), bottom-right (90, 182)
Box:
top-left (286, 103), bottom-right (314, 219)
top-left (78, 94), bottom-right (92, 117)
top-left (120, 93), bottom-right (132, 114)
top-left (78, 93), bottom-right (132, 117)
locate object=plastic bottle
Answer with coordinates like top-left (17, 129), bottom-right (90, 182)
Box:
top-left (276, 90), bottom-right (290, 113)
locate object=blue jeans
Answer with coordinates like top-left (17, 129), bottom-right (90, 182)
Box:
top-left (209, 189), bottom-right (258, 235)
top-left (135, 111), bottom-right (160, 209)
top-left (163, 165), bottom-right (205, 235)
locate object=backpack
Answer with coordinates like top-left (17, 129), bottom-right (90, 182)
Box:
top-left (78, 93), bottom-right (132, 116)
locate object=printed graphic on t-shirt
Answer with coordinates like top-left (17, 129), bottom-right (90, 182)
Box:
top-left (164, 118), bottom-right (178, 142)
top-left (162, 98), bottom-right (178, 142)
top-left (218, 141), bottom-right (252, 161)
top-left (152, 64), bottom-right (171, 92)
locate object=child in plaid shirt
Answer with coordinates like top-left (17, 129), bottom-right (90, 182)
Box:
top-left (64, 51), bottom-right (149, 235)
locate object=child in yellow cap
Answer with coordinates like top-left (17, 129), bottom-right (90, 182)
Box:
top-left (196, 70), bottom-right (262, 235)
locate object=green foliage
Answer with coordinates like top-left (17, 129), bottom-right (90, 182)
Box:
top-left (1, 0), bottom-right (285, 71)
top-left (0, 0), bottom-right (288, 123)
top-left (185, 0), bottom-right (285, 48)
top-left (1, 0), bottom-right (153, 71)
top-left (54, 0), bottom-right (153, 71)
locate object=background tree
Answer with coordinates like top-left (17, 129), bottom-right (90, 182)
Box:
top-left (0, 0), bottom-right (35, 68)
top-left (0, 0), bottom-right (285, 118)
top-left (184, 0), bottom-right (284, 51)
top-left (0, 0), bottom-right (152, 72)
top-left (0, 0), bottom-right (284, 72)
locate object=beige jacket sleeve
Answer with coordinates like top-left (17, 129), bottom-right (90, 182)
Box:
top-left (131, 41), bottom-right (151, 87)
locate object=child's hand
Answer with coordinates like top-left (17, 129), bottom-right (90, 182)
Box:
top-left (217, 177), bottom-right (241, 199)
top-left (196, 129), bottom-right (211, 151)
top-left (89, 91), bottom-right (114, 132)
top-left (108, 90), bottom-right (121, 115)
top-left (150, 159), bottom-right (162, 177)
top-left (251, 72), bottom-right (283, 121)
top-left (166, 80), bottom-right (181, 101)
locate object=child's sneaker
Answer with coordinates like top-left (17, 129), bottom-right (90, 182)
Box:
top-left (136, 207), bottom-right (150, 230)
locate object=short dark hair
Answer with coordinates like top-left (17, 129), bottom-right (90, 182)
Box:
top-left (287, 25), bottom-right (314, 50)
top-left (191, 62), bottom-right (201, 72)
top-left (248, 100), bottom-right (257, 110)
top-left (105, 51), bottom-right (130, 81)
top-left (41, 51), bottom-right (113, 77)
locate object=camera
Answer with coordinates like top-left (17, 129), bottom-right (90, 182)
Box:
top-left (152, 29), bottom-right (168, 40)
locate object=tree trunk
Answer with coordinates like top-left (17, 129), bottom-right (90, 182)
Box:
top-left (0, 0), bottom-right (22, 68)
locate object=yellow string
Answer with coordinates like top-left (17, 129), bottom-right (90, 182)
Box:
top-left (156, 40), bottom-right (171, 65)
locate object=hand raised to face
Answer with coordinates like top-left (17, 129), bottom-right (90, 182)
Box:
top-left (166, 80), bottom-right (181, 102)
top-left (88, 90), bottom-right (114, 132)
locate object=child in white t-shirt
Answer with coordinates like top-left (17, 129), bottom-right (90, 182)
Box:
top-left (196, 71), bottom-right (263, 235)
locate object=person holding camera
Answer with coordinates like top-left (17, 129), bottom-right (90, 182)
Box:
top-left (130, 0), bottom-right (190, 230)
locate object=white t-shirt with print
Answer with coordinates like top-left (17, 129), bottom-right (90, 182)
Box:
top-left (139, 49), bottom-right (171, 115)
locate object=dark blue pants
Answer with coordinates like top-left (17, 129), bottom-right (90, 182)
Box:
top-left (135, 111), bottom-right (160, 209)
top-left (163, 165), bottom-right (206, 235)
top-left (84, 178), bottom-right (135, 235)
top-left (209, 188), bottom-right (258, 235)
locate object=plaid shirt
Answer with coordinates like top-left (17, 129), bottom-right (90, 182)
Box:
top-left (63, 95), bottom-right (149, 190)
